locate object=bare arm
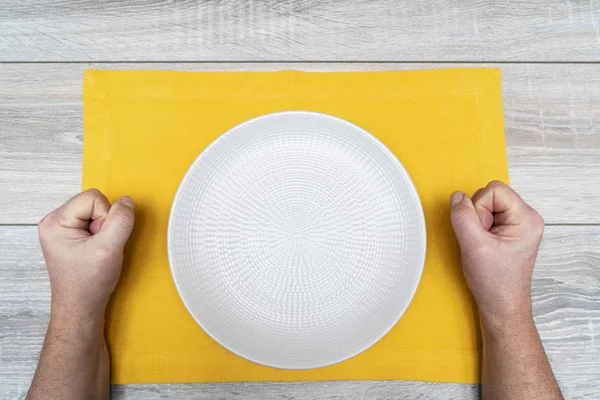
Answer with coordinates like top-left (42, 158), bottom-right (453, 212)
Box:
top-left (28, 311), bottom-right (109, 399)
top-left (480, 313), bottom-right (561, 399)
top-left (27, 189), bottom-right (135, 400)
top-left (450, 181), bottom-right (563, 400)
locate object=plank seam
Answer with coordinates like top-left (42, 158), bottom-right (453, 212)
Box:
top-left (2, 61), bottom-right (600, 65)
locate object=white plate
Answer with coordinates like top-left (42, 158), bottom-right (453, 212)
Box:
top-left (168, 111), bottom-right (426, 369)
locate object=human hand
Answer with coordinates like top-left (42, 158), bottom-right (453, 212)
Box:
top-left (450, 181), bottom-right (544, 326)
top-left (38, 189), bottom-right (135, 319)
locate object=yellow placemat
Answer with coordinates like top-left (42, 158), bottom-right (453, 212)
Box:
top-left (82, 68), bottom-right (508, 384)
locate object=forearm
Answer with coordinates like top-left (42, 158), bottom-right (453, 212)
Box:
top-left (27, 305), bottom-right (110, 400)
top-left (480, 312), bottom-right (563, 400)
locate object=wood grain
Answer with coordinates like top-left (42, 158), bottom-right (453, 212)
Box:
top-left (1, 63), bottom-right (599, 225)
top-left (111, 381), bottom-right (479, 399)
top-left (1, 0), bottom-right (600, 62)
top-left (1, 225), bottom-right (598, 399)
top-left (1, 1), bottom-right (598, 399)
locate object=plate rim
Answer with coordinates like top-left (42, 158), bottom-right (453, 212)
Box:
top-left (167, 110), bottom-right (427, 370)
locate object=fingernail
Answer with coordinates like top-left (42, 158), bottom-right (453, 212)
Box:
top-left (450, 192), bottom-right (463, 207)
top-left (120, 196), bottom-right (134, 209)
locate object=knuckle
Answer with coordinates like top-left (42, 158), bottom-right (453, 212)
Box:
top-left (76, 188), bottom-right (105, 204)
top-left (487, 180), bottom-right (507, 189)
top-left (95, 244), bottom-right (118, 261)
top-left (451, 205), bottom-right (470, 223)
top-left (450, 210), bottom-right (463, 225)
top-left (113, 208), bottom-right (135, 228)
top-left (459, 237), bottom-right (488, 259)
top-left (56, 214), bottom-right (71, 228)
top-left (84, 188), bottom-right (102, 197)
top-left (529, 209), bottom-right (545, 233)
top-left (38, 212), bottom-right (54, 236)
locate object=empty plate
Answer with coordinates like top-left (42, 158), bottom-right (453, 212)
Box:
top-left (168, 111), bottom-right (426, 369)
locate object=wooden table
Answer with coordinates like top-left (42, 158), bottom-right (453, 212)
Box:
top-left (1, 1), bottom-right (599, 399)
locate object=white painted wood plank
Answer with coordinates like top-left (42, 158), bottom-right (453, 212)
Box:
top-left (1, 1), bottom-right (600, 62)
top-left (111, 381), bottom-right (479, 399)
top-left (1, 225), bottom-right (598, 399)
top-left (1, 63), bottom-right (599, 224)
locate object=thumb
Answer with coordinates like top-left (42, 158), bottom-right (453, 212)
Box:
top-left (450, 192), bottom-right (487, 248)
top-left (96, 197), bottom-right (135, 250)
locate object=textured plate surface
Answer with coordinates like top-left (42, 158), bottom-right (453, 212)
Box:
top-left (168, 111), bottom-right (426, 369)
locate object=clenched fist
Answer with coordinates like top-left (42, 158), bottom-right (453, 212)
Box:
top-left (450, 181), bottom-right (544, 327)
top-left (38, 188), bottom-right (135, 318)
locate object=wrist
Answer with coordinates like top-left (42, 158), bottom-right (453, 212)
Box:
top-left (50, 289), bottom-right (108, 320)
top-left (475, 290), bottom-right (533, 330)
top-left (50, 300), bottom-right (106, 333)
top-left (479, 308), bottom-right (535, 339)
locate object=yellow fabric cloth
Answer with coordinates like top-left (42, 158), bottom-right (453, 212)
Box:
top-left (82, 68), bottom-right (508, 384)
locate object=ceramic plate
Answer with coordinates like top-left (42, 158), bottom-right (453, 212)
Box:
top-left (168, 111), bottom-right (426, 369)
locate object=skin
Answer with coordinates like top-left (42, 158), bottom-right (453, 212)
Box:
top-left (451, 180), bottom-right (563, 400)
top-left (27, 189), bottom-right (135, 400)
top-left (28, 182), bottom-right (562, 399)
